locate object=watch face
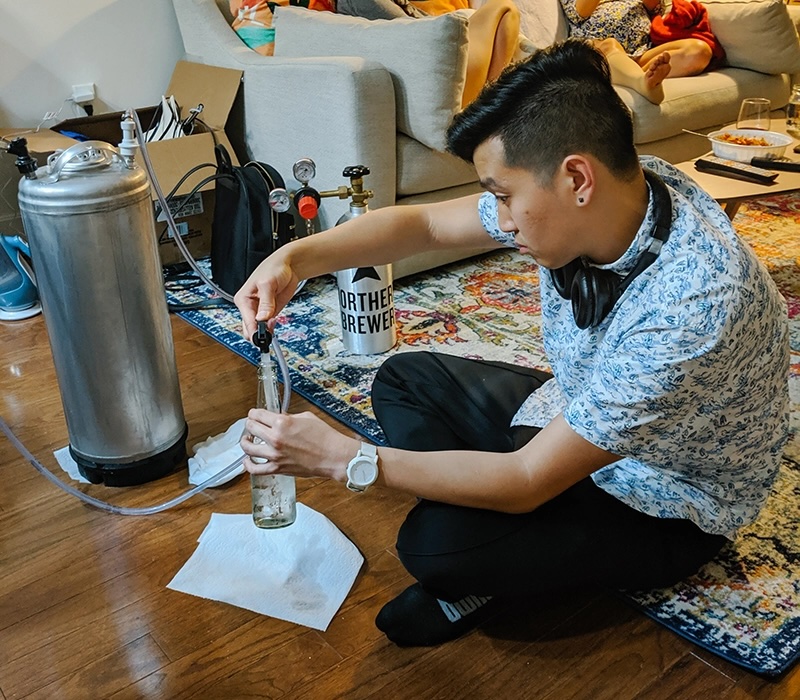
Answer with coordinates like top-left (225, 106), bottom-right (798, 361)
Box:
top-left (350, 457), bottom-right (378, 486)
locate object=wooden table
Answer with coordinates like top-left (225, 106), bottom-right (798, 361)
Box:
top-left (674, 120), bottom-right (800, 219)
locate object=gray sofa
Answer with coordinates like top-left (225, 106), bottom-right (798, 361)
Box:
top-left (171, 0), bottom-right (800, 278)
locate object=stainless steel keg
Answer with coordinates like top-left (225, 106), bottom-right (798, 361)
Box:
top-left (17, 140), bottom-right (186, 486)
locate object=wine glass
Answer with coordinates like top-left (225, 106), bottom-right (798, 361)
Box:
top-left (737, 98), bottom-right (771, 130)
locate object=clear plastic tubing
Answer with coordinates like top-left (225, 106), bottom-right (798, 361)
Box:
top-left (0, 413), bottom-right (244, 515)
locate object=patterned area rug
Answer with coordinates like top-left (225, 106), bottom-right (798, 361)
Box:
top-left (168, 192), bottom-right (800, 677)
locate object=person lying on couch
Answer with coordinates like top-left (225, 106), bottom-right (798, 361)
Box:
top-left (562, 0), bottom-right (722, 103)
top-left (235, 39), bottom-right (789, 647)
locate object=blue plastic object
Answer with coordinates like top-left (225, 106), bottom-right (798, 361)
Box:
top-left (0, 234), bottom-right (41, 320)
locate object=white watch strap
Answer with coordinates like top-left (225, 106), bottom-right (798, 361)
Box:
top-left (360, 442), bottom-right (377, 460)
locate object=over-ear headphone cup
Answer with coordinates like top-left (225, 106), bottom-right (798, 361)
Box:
top-left (551, 259), bottom-right (583, 300)
top-left (570, 269), bottom-right (593, 329)
top-left (571, 268), bottom-right (621, 330)
top-left (549, 171), bottom-right (672, 328)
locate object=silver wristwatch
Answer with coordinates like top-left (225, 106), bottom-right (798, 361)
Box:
top-left (345, 442), bottom-right (379, 493)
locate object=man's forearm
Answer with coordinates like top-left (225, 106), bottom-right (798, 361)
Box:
top-left (279, 205), bottom-right (438, 282)
top-left (369, 415), bottom-right (619, 513)
top-left (280, 194), bottom-right (494, 281)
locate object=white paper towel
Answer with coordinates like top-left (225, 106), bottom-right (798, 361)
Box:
top-left (186, 418), bottom-right (247, 486)
top-left (54, 446), bottom-right (90, 483)
top-left (167, 506), bottom-right (364, 630)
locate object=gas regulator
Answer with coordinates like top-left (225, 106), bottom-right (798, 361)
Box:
top-left (267, 159), bottom-right (374, 236)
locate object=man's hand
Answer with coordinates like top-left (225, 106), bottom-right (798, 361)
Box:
top-left (240, 408), bottom-right (359, 483)
top-left (234, 255), bottom-right (301, 340)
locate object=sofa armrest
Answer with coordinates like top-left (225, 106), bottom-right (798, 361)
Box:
top-left (171, 0), bottom-right (397, 231)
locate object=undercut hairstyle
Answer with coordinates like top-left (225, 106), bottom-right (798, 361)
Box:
top-left (446, 39), bottom-right (640, 184)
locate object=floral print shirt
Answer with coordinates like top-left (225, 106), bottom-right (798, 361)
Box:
top-left (561, 0), bottom-right (658, 57)
top-left (477, 156), bottom-right (790, 538)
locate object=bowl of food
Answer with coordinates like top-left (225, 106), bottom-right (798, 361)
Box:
top-left (707, 129), bottom-right (794, 163)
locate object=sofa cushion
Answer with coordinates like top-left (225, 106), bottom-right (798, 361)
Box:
top-left (705, 0), bottom-right (800, 75)
top-left (618, 68), bottom-right (791, 145)
top-left (396, 133), bottom-right (477, 196)
top-left (273, 6), bottom-right (468, 152)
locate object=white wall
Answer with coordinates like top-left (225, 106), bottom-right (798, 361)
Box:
top-left (0, 0), bottom-right (185, 128)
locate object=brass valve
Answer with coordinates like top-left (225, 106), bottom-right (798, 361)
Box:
top-left (318, 165), bottom-right (374, 208)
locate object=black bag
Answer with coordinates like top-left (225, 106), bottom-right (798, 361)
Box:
top-left (210, 144), bottom-right (295, 295)
top-left (162, 143), bottom-right (295, 298)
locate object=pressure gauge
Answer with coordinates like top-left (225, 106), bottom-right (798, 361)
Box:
top-left (292, 158), bottom-right (316, 184)
top-left (268, 187), bottom-right (291, 213)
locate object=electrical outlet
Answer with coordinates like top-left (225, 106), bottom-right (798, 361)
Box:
top-left (71, 83), bottom-right (95, 104)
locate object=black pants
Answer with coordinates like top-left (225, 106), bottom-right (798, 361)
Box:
top-left (371, 352), bottom-right (727, 601)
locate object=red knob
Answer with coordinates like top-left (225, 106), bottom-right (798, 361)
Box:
top-left (297, 195), bottom-right (318, 220)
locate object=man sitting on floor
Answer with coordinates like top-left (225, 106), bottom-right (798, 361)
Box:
top-left (234, 39), bottom-right (789, 647)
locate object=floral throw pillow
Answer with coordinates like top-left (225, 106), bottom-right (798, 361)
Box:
top-left (229, 0), bottom-right (335, 56)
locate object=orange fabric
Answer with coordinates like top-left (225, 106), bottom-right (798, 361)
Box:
top-left (650, 0), bottom-right (726, 63)
top-left (308, 0), bottom-right (336, 10)
top-left (408, 0), bottom-right (470, 16)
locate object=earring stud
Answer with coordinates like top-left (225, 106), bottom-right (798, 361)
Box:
top-left (578, 197), bottom-right (584, 204)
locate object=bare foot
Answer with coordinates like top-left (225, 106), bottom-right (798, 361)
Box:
top-left (640, 52), bottom-right (671, 105)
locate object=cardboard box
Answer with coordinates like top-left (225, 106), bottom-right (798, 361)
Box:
top-left (0, 129), bottom-right (76, 237)
top-left (2, 61), bottom-right (243, 266)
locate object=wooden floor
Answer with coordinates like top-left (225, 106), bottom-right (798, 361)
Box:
top-left (1, 311), bottom-right (798, 700)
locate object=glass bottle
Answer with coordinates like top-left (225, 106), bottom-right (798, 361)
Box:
top-left (250, 355), bottom-right (296, 528)
top-left (786, 84), bottom-right (800, 138)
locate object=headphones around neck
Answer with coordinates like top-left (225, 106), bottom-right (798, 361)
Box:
top-left (549, 169), bottom-right (672, 329)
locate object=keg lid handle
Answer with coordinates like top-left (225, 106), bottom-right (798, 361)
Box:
top-left (47, 140), bottom-right (119, 181)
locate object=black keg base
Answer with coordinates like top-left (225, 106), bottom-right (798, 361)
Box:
top-left (71, 424), bottom-right (189, 487)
